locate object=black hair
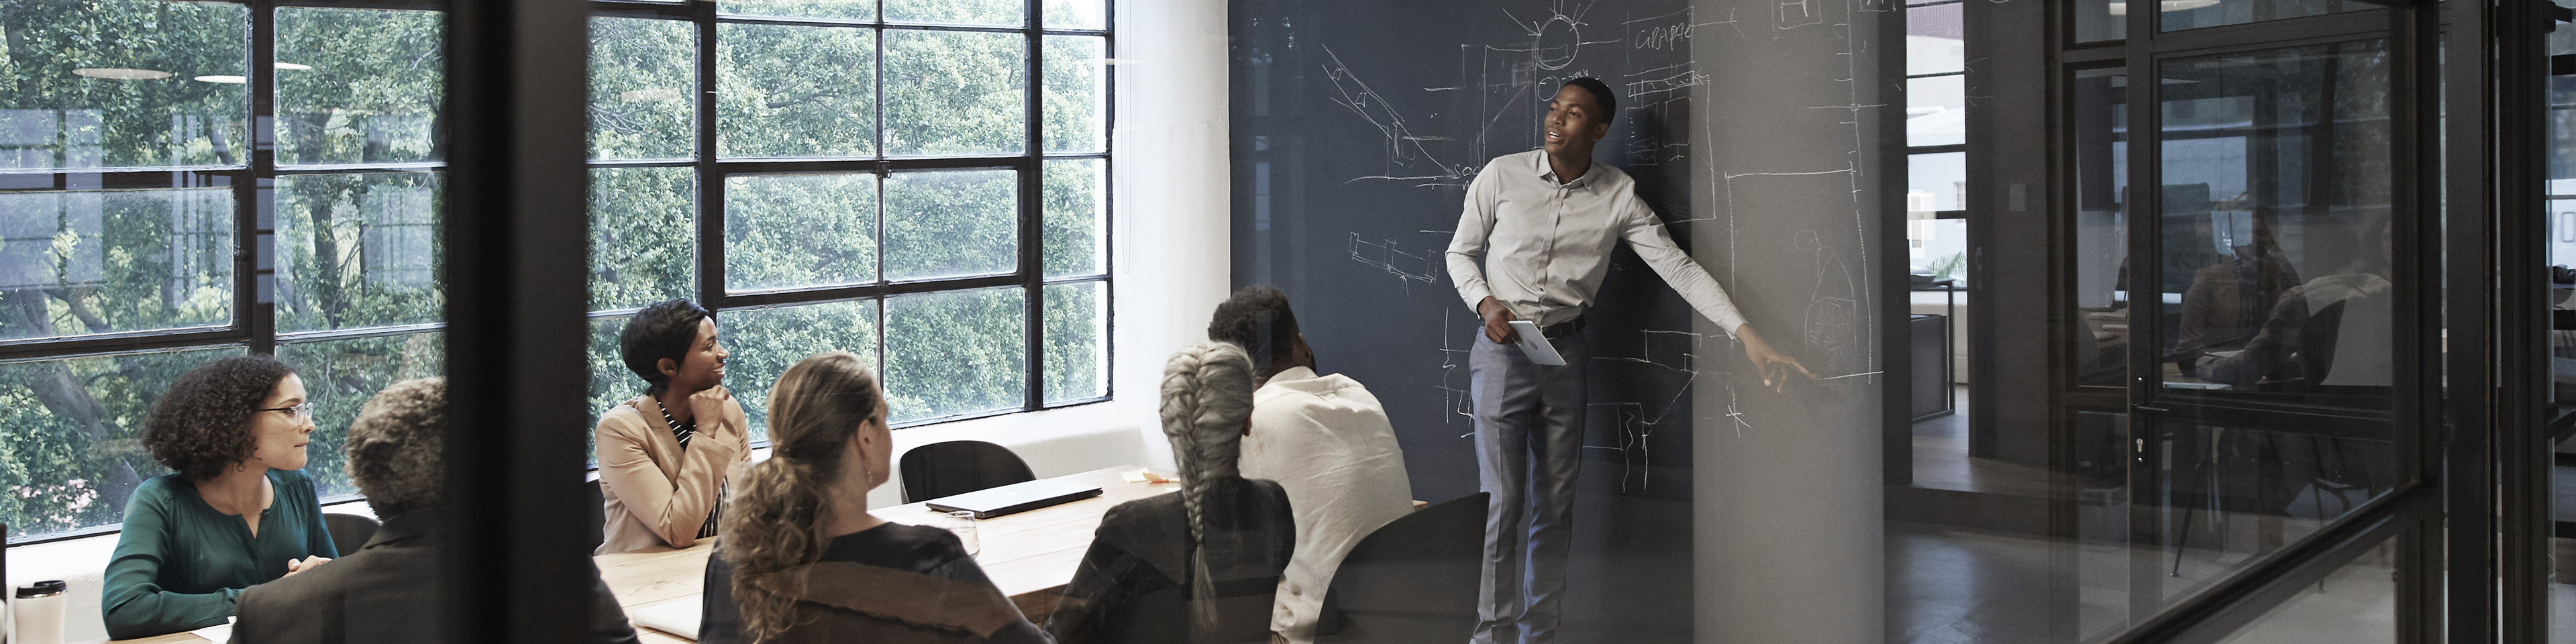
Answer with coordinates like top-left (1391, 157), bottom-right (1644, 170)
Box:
top-left (143, 355), bottom-right (297, 481)
top-left (621, 299), bottom-right (711, 396)
top-left (1207, 285), bottom-right (1300, 371)
top-left (1563, 76), bottom-right (1617, 125)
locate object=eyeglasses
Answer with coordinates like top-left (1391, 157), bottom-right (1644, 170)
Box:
top-left (256, 402), bottom-right (315, 421)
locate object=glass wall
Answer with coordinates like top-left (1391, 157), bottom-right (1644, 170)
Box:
top-left (0, 0), bottom-right (447, 541)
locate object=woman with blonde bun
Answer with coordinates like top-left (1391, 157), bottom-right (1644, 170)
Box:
top-left (698, 352), bottom-right (1048, 644)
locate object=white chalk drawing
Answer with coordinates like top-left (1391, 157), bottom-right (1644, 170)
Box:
top-left (1349, 232), bottom-right (1441, 291)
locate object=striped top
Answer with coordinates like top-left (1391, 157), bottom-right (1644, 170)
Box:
top-left (660, 404), bottom-right (724, 540)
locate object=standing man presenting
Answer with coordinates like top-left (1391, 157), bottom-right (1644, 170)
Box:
top-left (1444, 77), bottom-right (1812, 644)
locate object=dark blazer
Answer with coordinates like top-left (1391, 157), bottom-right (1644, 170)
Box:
top-left (227, 508), bottom-right (641, 644)
top-left (1045, 476), bottom-right (1296, 644)
top-left (699, 523), bottom-right (1049, 644)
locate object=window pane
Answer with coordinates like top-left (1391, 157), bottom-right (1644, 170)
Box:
top-left (719, 24), bottom-right (876, 159)
top-left (590, 17), bottom-right (696, 161)
top-left (276, 331), bottom-right (444, 498)
top-left (721, 300), bottom-right (880, 441)
top-left (886, 169), bottom-right (1017, 280)
top-left (2075, 0), bottom-right (2123, 42)
top-left (883, 30), bottom-right (1025, 156)
top-left (0, 189), bottom-right (234, 341)
top-left (1045, 0), bottom-right (1107, 30)
top-left (1907, 76), bottom-right (1965, 148)
top-left (886, 287), bottom-right (1023, 423)
top-left (0, 346), bottom-right (243, 539)
top-left (1906, 152), bottom-right (1965, 212)
top-left (2210, 533), bottom-right (2397, 644)
top-left (2161, 0), bottom-right (2374, 33)
top-left (726, 172), bottom-right (880, 292)
top-left (1908, 219), bottom-right (1966, 283)
top-left (274, 172), bottom-right (444, 332)
top-left (586, 315), bottom-right (632, 463)
top-left (2070, 68), bottom-right (2128, 388)
top-left (1044, 159), bottom-right (1105, 277)
top-left (886, 0), bottom-right (1022, 26)
top-left (1045, 36), bottom-right (1107, 154)
top-left (590, 167), bottom-right (697, 311)
top-left (1043, 281), bottom-right (1104, 403)
top-left (721, 0), bottom-right (875, 21)
top-left (0, 0), bottom-right (248, 170)
top-left (275, 7), bottom-right (444, 166)
top-left (1906, 3), bottom-right (1963, 76)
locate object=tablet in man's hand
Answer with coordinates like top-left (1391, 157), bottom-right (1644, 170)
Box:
top-left (1506, 320), bottom-right (1567, 366)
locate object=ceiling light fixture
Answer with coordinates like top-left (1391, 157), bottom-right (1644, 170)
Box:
top-left (2108, 0), bottom-right (2223, 15)
top-left (72, 68), bottom-right (172, 80)
top-left (274, 62), bottom-right (312, 70)
top-left (194, 74), bottom-right (248, 84)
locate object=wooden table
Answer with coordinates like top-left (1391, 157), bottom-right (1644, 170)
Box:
top-left (599, 465), bottom-right (1176, 641)
top-left (109, 466), bottom-right (1178, 643)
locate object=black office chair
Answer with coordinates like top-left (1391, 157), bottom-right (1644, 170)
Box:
top-left (583, 476), bottom-right (607, 552)
top-left (1312, 492), bottom-right (1488, 644)
top-left (898, 440), bottom-right (1037, 503)
top-left (323, 513), bottom-right (379, 556)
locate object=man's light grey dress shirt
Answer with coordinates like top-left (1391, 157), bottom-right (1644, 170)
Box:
top-left (1443, 150), bottom-right (1749, 337)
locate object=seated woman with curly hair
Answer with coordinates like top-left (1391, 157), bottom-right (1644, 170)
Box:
top-left (102, 355), bottom-right (339, 639)
top-left (698, 352), bottom-right (1049, 644)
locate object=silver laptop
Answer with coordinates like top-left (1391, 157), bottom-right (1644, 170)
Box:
top-left (924, 478), bottom-right (1104, 519)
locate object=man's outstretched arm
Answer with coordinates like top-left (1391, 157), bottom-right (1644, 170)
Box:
top-left (1618, 202), bottom-right (1814, 391)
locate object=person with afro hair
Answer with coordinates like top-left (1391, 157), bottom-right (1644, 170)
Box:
top-left (102, 355), bottom-right (339, 639)
top-left (596, 299), bottom-right (751, 554)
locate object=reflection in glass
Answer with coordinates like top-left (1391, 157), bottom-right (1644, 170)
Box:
top-left (0, 0), bottom-right (248, 170)
top-left (590, 17), bottom-right (696, 160)
top-left (883, 30), bottom-right (1026, 156)
top-left (727, 173), bottom-right (881, 292)
top-left (1906, 3), bottom-right (1963, 76)
top-left (277, 332), bottom-right (444, 498)
top-left (276, 7), bottom-right (444, 166)
top-left (1907, 76), bottom-right (1965, 148)
top-left (1906, 152), bottom-right (1965, 211)
top-left (0, 346), bottom-right (243, 539)
top-left (1046, 36), bottom-right (1108, 153)
top-left (590, 167), bottom-right (698, 311)
top-left (2209, 533), bottom-right (2398, 643)
top-left (1044, 281), bottom-right (1106, 402)
top-left (1045, 0), bottom-right (1108, 30)
top-left (2071, 67), bottom-right (2129, 388)
top-left (721, 0), bottom-right (876, 21)
top-left (886, 0), bottom-right (1022, 26)
top-left (2076, 0), bottom-right (2124, 42)
top-left (718, 24), bottom-right (876, 159)
top-left (886, 287), bottom-right (1023, 422)
top-left (1045, 159), bottom-right (1106, 277)
top-left (723, 301), bottom-right (881, 441)
top-left (886, 170), bottom-right (1017, 280)
top-left (2159, 42), bottom-right (2391, 396)
top-left (0, 189), bottom-right (234, 341)
top-left (2161, 0), bottom-right (2373, 33)
top-left (275, 172), bottom-right (445, 333)
top-left (586, 315), bottom-right (631, 463)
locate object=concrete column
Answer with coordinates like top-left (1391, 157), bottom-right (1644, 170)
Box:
top-left (1688, 1), bottom-right (1888, 642)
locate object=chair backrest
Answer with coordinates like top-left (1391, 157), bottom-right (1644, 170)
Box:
top-left (898, 440), bottom-right (1037, 503)
top-left (1312, 492), bottom-right (1488, 643)
top-left (323, 513), bottom-right (380, 557)
top-left (584, 476), bottom-right (607, 552)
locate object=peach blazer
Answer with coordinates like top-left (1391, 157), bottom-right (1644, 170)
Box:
top-left (595, 393), bottom-right (751, 555)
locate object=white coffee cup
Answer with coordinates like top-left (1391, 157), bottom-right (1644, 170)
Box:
top-left (11, 580), bottom-right (65, 644)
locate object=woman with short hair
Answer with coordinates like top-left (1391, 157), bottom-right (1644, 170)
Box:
top-left (597, 299), bottom-right (751, 554)
top-left (103, 355), bottom-right (338, 639)
top-left (699, 352), bottom-right (1049, 644)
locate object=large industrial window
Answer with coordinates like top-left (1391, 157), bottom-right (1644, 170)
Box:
top-left (0, 0), bottom-right (1110, 543)
top-left (581, 0), bottom-right (1113, 442)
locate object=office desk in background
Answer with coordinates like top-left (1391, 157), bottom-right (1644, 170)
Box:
top-left (105, 466), bottom-right (1181, 644)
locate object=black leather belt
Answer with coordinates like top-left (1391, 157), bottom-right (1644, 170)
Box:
top-left (1539, 316), bottom-right (1585, 339)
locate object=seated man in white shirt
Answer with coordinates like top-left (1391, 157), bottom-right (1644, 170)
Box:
top-left (1207, 285), bottom-right (1416, 644)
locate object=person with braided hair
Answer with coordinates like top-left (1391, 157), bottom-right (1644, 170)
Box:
top-left (697, 352), bottom-right (1048, 644)
top-left (1045, 341), bottom-right (1297, 644)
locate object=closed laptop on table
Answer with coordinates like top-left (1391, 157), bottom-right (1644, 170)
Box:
top-left (925, 478), bottom-right (1104, 519)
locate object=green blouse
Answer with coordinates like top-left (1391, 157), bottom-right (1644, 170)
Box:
top-left (101, 469), bottom-right (339, 639)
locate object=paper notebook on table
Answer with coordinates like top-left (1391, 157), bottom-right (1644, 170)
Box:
top-left (1506, 321), bottom-right (1567, 366)
top-left (629, 598), bottom-right (703, 641)
top-left (925, 478), bottom-right (1103, 519)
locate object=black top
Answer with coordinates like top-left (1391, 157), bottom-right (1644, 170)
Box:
top-left (700, 523), bottom-right (1049, 644)
top-left (1045, 477), bottom-right (1296, 644)
top-left (227, 508), bottom-right (639, 644)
